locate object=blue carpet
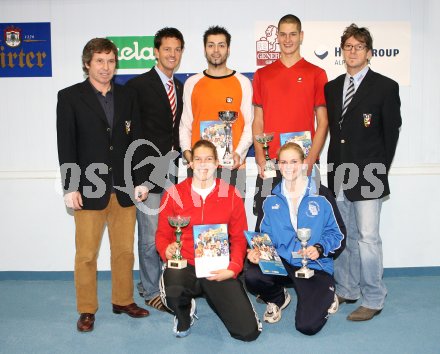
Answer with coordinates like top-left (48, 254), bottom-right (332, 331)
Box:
top-left (0, 275), bottom-right (439, 354)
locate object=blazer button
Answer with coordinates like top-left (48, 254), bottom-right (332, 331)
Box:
top-left (341, 139), bottom-right (345, 144)
top-left (110, 146), bottom-right (113, 150)
top-left (107, 127), bottom-right (111, 132)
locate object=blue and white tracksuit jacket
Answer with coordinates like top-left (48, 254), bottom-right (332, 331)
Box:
top-left (260, 178), bottom-right (345, 275)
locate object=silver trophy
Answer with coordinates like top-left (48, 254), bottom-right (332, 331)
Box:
top-left (295, 228), bottom-right (315, 279)
top-left (167, 215), bottom-right (191, 269)
top-left (218, 111), bottom-right (238, 166)
top-left (255, 132), bottom-right (277, 178)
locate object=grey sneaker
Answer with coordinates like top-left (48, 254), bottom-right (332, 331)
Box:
top-left (263, 289), bottom-right (291, 323)
top-left (173, 298), bottom-right (198, 338)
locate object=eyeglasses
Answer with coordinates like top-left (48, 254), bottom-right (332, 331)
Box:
top-left (342, 44), bottom-right (367, 52)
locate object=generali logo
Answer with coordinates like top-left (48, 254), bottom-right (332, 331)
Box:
top-left (107, 36), bottom-right (156, 69)
top-left (256, 25), bottom-right (280, 67)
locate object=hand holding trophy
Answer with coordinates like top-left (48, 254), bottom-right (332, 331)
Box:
top-left (294, 228), bottom-right (315, 279)
top-left (167, 215), bottom-right (191, 269)
top-left (255, 132), bottom-right (277, 178)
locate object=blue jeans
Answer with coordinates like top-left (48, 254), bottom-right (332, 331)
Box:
top-left (136, 192), bottom-right (163, 301)
top-left (334, 191), bottom-right (387, 310)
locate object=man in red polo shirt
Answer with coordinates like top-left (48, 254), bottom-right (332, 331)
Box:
top-left (252, 14), bottom-right (329, 230)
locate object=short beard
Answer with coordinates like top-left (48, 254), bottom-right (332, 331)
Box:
top-left (207, 57), bottom-right (226, 68)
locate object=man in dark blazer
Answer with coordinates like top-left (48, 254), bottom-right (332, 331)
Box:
top-left (125, 28), bottom-right (184, 312)
top-left (57, 38), bottom-right (149, 332)
top-left (325, 24), bottom-right (401, 321)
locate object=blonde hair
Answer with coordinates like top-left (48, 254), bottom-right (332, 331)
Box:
top-left (277, 142), bottom-right (305, 161)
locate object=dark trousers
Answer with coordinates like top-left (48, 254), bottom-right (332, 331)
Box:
top-left (161, 265), bottom-right (261, 342)
top-left (253, 172), bottom-right (282, 231)
top-left (245, 261), bottom-right (335, 335)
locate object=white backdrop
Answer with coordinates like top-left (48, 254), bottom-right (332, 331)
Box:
top-left (1, 0), bottom-right (439, 271)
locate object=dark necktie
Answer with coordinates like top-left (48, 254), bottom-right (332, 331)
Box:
top-left (339, 76), bottom-right (354, 129)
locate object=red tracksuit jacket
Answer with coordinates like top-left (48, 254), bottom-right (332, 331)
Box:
top-left (155, 178), bottom-right (248, 277)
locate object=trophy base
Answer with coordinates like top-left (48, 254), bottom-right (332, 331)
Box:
top-left (221, 160), bottom-right (233, 167)
top-left (295, 267), bottom-right (314, 279)
top-left (168, 258), bottom-right (187, 269)
top-left (264, 170), bottom-right (277, 178)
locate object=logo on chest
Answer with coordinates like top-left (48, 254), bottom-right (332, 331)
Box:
top-left (306, 201), bottom-right (320, 217)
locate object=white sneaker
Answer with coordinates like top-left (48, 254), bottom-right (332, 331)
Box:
top-left (328, 293), bottom-right (339, 314)
top-left (173, 298), bottom-right (198, 338)
top-left (263, 289), bottom-right (291, 323)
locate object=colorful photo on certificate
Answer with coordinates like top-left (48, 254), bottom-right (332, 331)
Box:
top-left (200, 121), bottom-right (230, 166)
top-left (244, 231), bottom-right (287, 276)
top-left (280, 131), bottom-right (312, 157)
top-left (193, 224), bottom-right (229, 278)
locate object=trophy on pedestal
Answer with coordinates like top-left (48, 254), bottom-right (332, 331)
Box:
top-left (218, 111), bottom-right (238, 166)
top-left (255, 132), bottom-right (277, 178)
top-left (167, 216), bottom-right (190, 269)
top-left (294, 228), bottom-right (315, 279)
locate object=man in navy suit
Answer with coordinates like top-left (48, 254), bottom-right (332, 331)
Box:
top-left (126, 28), bottom-right (184, 312)
top-left (57, 38), bottom-right (150, 332)
top-left (325, 24), bottom-right (402, 321)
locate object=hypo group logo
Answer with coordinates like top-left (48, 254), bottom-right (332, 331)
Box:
top-left (0, 22), bottom-right (52, 77)
top-left (314, 46), bottom-right (329, 60)
top-left (333, 46), bottom-right (400, 60)
top-left (302, 21), bottom-right (411, 85)
top-left (107, 36), bottom-right (156, 69)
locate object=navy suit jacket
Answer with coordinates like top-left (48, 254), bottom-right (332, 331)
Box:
top-left (56, 79), bottom-right (145, 209)
top-left (126, 68), bottom-right (183, 194)
top-left (325, 69), bottom-right (402, 201)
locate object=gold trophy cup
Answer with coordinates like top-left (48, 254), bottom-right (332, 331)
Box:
top-left (167, 216), bottom-right (190, 269)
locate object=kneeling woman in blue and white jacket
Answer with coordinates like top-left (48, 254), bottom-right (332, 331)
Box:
top-left (245, 142), bottom-right (346, 335)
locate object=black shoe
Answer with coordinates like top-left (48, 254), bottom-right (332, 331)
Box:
top-left (337, 295), bottom-right (357, 305)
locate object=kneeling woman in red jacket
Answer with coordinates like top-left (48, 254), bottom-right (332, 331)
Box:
top-left (155, 140), bottom-right (261, 341)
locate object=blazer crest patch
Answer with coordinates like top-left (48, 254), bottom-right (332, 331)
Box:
top-left (125, 120), bottom-right (131, 134)
top-left (363, 114), bottom-right (372, 127)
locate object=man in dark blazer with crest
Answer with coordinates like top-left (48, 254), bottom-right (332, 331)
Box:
top-left (325, 24), bottom-right (401, 321)
top-left (125, 28), bottom-right (185, 312)
top-left (57, 38), bottom-right (149, 332)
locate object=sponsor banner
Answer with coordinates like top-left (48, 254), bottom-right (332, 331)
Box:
top-left (107, 36), bottom-right (156, 70)
top-left (255, 21), bottom-right (411, 86)
top-left (0, 22), bottom-right (52, 77)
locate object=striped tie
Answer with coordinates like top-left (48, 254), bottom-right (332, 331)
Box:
top-left (167, 79), bottom-right (177, 125)
top-left (339, 76), bottom-right (354, 129)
